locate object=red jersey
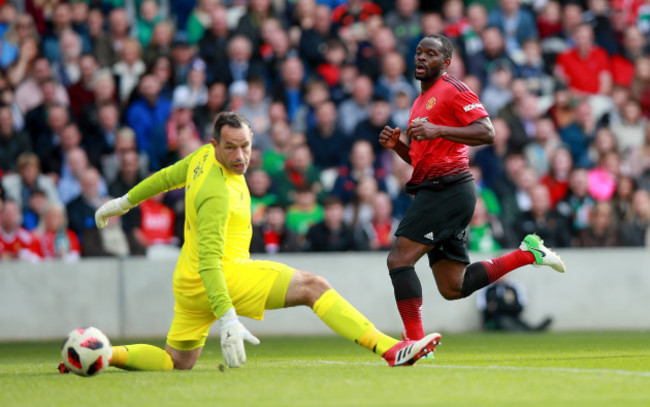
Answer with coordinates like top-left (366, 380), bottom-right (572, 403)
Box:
top-left (0, 227), bottom-right (41, 260)
top-left (39, 229), bottom-right (81, 259)
top-left (408, 74), bottom-right (489, 185)
top-left (139, 199), bottom-right (176, 245)
top-left (555, 46), bottom-right (611, 94)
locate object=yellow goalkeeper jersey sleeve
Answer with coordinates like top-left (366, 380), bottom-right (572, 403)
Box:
top-left (127, 143), bottom-right (252, 319)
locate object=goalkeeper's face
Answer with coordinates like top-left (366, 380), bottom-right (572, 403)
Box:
top-left (212, 125), bottom-right (253, 175)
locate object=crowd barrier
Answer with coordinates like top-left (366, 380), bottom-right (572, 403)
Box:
top-left (1, 249), bottom-right (649, 341)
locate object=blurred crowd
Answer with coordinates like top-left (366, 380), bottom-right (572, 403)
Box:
top-left (1, 0), bottom-right (649, 262)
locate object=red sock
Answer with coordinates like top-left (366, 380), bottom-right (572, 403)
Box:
top-left (396, 298), bottom-right (424, 341)
top-left (482, 249), bottom-right (536, 284)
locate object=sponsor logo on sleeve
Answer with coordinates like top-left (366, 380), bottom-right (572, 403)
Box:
top-left (463, 103), bottom-right (483, 112)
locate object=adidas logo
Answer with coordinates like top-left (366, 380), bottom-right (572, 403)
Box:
top-left (424, 232), bottom-right (434, 240)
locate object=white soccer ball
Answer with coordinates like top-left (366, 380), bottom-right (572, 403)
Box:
top-left (60, 327), bottom-right (113, 377)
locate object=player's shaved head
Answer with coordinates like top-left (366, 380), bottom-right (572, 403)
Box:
top-left (422, 34), bottom-right (453, 60)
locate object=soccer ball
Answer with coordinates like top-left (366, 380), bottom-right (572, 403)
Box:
top-left (60, 327), bottom-right (113, 377)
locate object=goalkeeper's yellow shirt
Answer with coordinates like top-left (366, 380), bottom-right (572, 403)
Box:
top-left (127, 143), bottom-right (251, 319)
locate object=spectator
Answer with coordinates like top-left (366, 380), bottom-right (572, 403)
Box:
top-left (130, 192), bottom-right (178, 254)
top-left (272, 143), bottom-right (323, 206)
top-left (93, 8), bottom-right (131, 68)
top-left (517, 184), bottom-right (572, 248)
top-left (631, 56), bottom-right (650, 116)
top-left (469, 162), bottom-right (501, 217)
top-left (375, 51), bottom-right (416, 107)
top-left (102, 127), bottom-right (149, 185)
top-left (304, 195), bottom-right (364, 252)
top-left (286, 187), bottom-right (324, 240)
top-left (574, 201), bottom-right (621, 247)
top-left (306, 100), bottom-right (349, 171)
top-left (558, 98), bottom-right (598, 168)
top-left (620, 189), bottom-right (650, 247)
top-left (248, 168), bottom-right (278, 226)
top-left (108, 149), bottom-right (145, 200)
top-left (298, 3), bottom-right (334, 72)
top-left (234, 0), bottom-right (278, 52)
top-left (337, 74), bottom-right (373, 137)
top-left (384, 0), bottom-right (421, 58)
top-left (612, 175), bottom-right (636, 226)
top-left (262, 120), bottom-right (293, 178)
top-left (467, 26), bottom-right (516, 88)
top-left (344, 175), bottom-right (379, 232)
top-left (457, 3), bottom-right (488, 67)
top-left (66, 167), bottom-right (104, 240)
top-left (541, 146), bottom-right (573, 209)
top-left (135, 0), bottom-right (162, 48)
top-left (611, 26), bottom-right (647, 88)
top-left (556, 167), bottom-right (597, 236)
top-left (390, 89), bottom-right (413, 130)
top-left (211, 35), bottom-right (266, 86)
top-left (113, 38), bottom-right (146, 105)
top-left (481, 63), bottom-right (514, 117)
top-left (293, 78), bottom-right (331, 135)
top-left (24, 78), bottom-right (67, 149)
top-left (142, 20), bottom-right (175, 66)
top-left (193, 81), bottom-right (227, 139)
top-left (14, 56), bottom-right (70, 115)
top-left (537, 0), bottom-right (563, 41)
top-left (517, 38), bottom-right (553, 96)
top-left (554, 22), bottom-right (612, 96)
top-left (78, 70), bottom-right (118, 138)
top-left (0, 104), bottom-right (31, 174)
top-left (57, 146), bottom-right (108, 205)
top-left (610, 98), bottom-right (647, 154)
top-left (524, 116), bottom-right (562, 177)
top-left (331, 0), bottom-right (382, 30)
top-left (239, 76), bottom-right (272, 152)
top-left (173, 57), bottom-right (209, 109)
top-left (487, 0), bottom-right (539, 57)
top-left (51, 29), bottom-right (83, 88)
top-left (469, 195), bottom-right (508, 253)
top-left (331, 139), bottom-right (388, 205)
top-left (354, 95), bottom-right (396, 162)
top-left (148, 54), bottom-right (176, 101)
top-left (162, 88), bottom-right (202, 165)
top-left (2, 14), bottom-right (38, 71)
top-left (0, 200), bottom-right (40, 261)
top-left (272, 56), bottom-right (306, 124)
top-left (125, 74), bottom-right (172, 170)
top-left (588, 127), bottom-right (619, 171)
top-left (588, 151), bottom-right (621, 202)
top-left (250, 203), bottom-right (301, 253)
top-left (504, 92), bottom-right (540, 152)
top-left (198, 5), bottom-right (230, 74)
top-left (361, 191), bottom-right (399, 251)
top-left (42, 3), bottom-right (90, 64)
top-left (39, 118), bottom-right (82, 180)
top-left (80, 197), bottom-right (131, 258)
top-left (66, 53), bottom-right (100, 121)
top-left (493, 152), bottom-right (529, 231)
top-left (36, 201), bottom-right (81, 262)
top-left (1, 153), bottom-right (60, 215)
top-left (477, 277), bottom-right (552, 332)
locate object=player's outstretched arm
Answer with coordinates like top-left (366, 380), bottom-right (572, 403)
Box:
top-left (219, 308), bottom-right (260, 368)
top-left (95, 194), bottom-right (135, 229)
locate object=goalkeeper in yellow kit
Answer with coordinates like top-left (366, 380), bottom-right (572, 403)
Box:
top-left (89, 112), bottom-right (440, 369)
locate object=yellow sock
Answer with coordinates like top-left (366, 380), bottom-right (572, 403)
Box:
top-left (110, 344), bottom-right (174, 371)
top-left (313, 289), bottom-right (398, 355)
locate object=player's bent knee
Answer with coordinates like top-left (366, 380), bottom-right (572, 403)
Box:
top-left (438, 285), bottom-right (463, 301)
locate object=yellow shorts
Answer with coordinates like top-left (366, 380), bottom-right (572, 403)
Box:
top-left (166, 259), bottom-right (294, 351)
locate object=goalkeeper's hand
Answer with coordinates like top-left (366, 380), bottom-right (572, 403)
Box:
top-left (219, 308), bottom-right (260, 368)
top-left (95, 194), bottom-right (135, 229)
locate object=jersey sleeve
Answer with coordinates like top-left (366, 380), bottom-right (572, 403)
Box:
top-left (195, 167), bottom-right (233, 319)
top-left (451, 90), bottom-right (489, 126)
top-left (127, 148), bottom-right (199, 205)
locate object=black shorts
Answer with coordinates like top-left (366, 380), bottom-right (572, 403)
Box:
top-left (395, 180), bottom-right (477, 265)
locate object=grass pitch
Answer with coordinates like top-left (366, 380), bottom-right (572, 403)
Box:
top-left (1, 331), bottom-right (649, 407)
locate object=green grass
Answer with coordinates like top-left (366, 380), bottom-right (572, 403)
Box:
top-left (1, 332), bottom-right (649, 407)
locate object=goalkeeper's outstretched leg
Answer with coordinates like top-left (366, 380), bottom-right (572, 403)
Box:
top-left (282, 270), bottom-right (440, 367)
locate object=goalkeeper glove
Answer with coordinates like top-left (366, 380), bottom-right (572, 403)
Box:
top-left (219, 308), bottom-right (260, 368)
top-left (95, 194), bottom-right (136, 229)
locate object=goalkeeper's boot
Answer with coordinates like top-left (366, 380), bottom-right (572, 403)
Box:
top-left (383, 333), bottom-right (441, 367)
top-left (57, 362), bottom-right (70, 374)
top-left (519, 234), bottom-right (566, 273)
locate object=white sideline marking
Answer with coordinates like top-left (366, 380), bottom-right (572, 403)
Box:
top-left (291, 360), bottom-right (650, 378)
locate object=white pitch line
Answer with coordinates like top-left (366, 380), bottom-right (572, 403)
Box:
top-left (292, 360), bottom-right (650, 378)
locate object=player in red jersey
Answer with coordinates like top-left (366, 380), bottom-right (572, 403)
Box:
top-left (379, 34), bottom-right (566, 341)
